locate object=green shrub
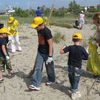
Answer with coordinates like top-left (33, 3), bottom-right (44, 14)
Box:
top-left (53, 32), bottom-right (66, 43)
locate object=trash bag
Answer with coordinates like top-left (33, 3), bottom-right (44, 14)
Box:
top-left (87, 39), bottom-right (100, 75)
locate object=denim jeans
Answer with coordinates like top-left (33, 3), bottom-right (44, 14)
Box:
top-left (32, 51), bottom-right (55, 87)
top-left (68, 65), bottom-right (81, 93)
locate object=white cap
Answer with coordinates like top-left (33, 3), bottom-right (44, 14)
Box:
top-left (81, 11), bottom-right (84, 13)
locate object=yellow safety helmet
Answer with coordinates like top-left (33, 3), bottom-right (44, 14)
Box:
top-left (8, 16), bottom-right (15, 24)
top-left (31, 17), bottom-right (44, 28)
top-left (72, 32), bottom-right (83, 40)
top-left (0, 27), bottom-right (10, 35)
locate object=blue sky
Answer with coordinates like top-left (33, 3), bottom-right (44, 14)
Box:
top-left (0, 0), bottom-right (100, 10)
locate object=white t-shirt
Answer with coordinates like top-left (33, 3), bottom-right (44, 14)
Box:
top-left (80, 13), bottom-right (85, 19)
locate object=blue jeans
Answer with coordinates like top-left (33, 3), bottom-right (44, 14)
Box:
top-left (68, 65), bottom-right (81, 93)
top-left (31, 51), bottom-right (55, 87)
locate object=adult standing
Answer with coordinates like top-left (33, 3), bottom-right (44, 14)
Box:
top-left (79, 11), bottom-right (85, 29)
top-left (35, 7), bottom-right (43, 17)
top-left (7, 16), bottom-right (22, 53)
top-left (28, 17), bottom-right (55, 91)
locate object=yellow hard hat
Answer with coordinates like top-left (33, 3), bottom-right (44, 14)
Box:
top-left (8, 16), bottom-right (15, 23)
top-left (0, 27), bottom-right (10, 35)
top-left (31, 17), bottom-right (44, 28)
top-left (72, 32), bottom-right (83, 40)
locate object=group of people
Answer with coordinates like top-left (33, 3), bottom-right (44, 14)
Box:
top-left (28, 17), bottom-right (88, 100)
top-left (0, 16), bottom-right (22, 81)
top-left (0, 12), bottom-right (100, 100)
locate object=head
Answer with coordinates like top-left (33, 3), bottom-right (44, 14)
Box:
top-left (31, 17), bottom-right (44, 30)
top-left (72, 32), bottom-right (83, 44)
top-left (93, 13), bottom-right (100, 25)
top-left (8, 16), bottom-right (15, 24)
top-left (37, 6), bottom-right (40, 10)
top-left (0, 27), bottom-right (10, 37)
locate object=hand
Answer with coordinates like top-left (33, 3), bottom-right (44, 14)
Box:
top-left (46, 57), bottom-right (53, 64)
top-left (5, 55), bottom-right (10, 64)
top-left (5, 55), bottom-right (10, 60)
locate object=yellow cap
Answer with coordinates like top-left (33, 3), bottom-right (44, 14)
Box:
top-left (8, 17), bottom-right (14, 23)
top-left (14, 20), bottom-right (19, 26)
top-left (31, 17), bottom-right (44, 28)
top-left (72, 32), bottom-right (83, 40)
top-left (0, 27), bottom-right (10, 35)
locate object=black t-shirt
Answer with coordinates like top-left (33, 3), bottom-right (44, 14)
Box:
top-left (37, 27), bottom-right (52, 54)
top-left (0, 37), bottom-right (8, 58)
top-left (63, 45), bottom-right (88, 68)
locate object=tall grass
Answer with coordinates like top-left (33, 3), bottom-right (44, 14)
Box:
top-left (53, 32), bottom-right (66, 43)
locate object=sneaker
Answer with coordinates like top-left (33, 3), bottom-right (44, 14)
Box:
top-left (71, 93), bottom-right (78, 100)
top-left (45, 81), bottom-right (54, 86)
top-left (16, 50), bottom-right (22, 52)
top-left (29, 85), bottom-right (40, 91)
top-left (76, 91), bottom-right (81, 98)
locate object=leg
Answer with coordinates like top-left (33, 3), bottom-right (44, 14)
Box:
top-left (0, 58), bottom-right (3, 80)
top-left (9, 36), bottom-right (16, 52)
top-left (68, 66), bottom-right (75, 90)
top-left (0, 70), bottom-right (3, 81)
top-left (4, 58), bottom-right (13, 75)
top-left (73, 67), bottom-right (81, 91)
top-left (45, 61), bottom-right (55, 82)
top-left (31, 52), bottom-right (44, 87)
top-left (14, 35), bottom-right (22, 51)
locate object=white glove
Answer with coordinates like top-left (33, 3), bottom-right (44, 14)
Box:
top-left (6, 55), bottom-right (10, 60)
top-left (46, 57), bottom-right (53, 64)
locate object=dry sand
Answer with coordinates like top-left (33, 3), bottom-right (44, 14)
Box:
top-left (0, 24), bottom-right (100, 100)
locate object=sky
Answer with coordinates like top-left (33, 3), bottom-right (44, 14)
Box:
top-left (0, 0), bottom-right (100, 10)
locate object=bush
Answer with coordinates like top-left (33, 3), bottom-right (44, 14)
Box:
top-left (50, 22), bottom-right (73, 28)
top-left (53, 32), bottom-right (66, 43)
top-left (13, 8), bottom-right (34, 17)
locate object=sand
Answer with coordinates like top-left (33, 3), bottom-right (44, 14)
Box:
top-left (0, 24), bottom-right (100, 100)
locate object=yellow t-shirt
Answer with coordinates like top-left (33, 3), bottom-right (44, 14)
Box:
top-left (7, 20), bottom-right (19, 36)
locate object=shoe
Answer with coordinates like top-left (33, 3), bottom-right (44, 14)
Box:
top-left (71, 93), bottom-right (78, 100)
top-left (76, 91), bottom-right (81, 98)
top-left (16, 50), bottom-right (22, 52)
top-left (8, 70), bottom-right (15, 77)
top-left (29, 85), bottom-right (40, 91)
top-left (45, 81), bottom-right (54, 86)
top-left (71, 92), bottom-right (81, 100)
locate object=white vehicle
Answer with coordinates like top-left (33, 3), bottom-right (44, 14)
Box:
top-left (6, 6), bottom-right (15, 14)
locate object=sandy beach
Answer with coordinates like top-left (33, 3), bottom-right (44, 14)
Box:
top-left (0, 24), bottom-right (100, 100)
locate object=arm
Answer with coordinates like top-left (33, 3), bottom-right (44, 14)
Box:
top-left (60, 46), bottom-right (66, 54)
top-left (2, 45), bottom-right (8, 56)
top-left (82, 48), bottom-right (88, 60)
top-left (2, 45), bottom-right (10, 61)
top-left (47, 38), bottom-right (53, 57)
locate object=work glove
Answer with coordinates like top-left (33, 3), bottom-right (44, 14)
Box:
top-left (6, 55), bottom-right (10, 60)
top-left (5, 55), bottom-right (10, 63)
top-left (46, 56), bottom-right (53, 64)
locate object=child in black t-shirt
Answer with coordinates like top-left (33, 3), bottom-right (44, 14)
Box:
top-left (60, 32), bottom-right (88, 100)
top-left (0, 26), bottom-right (13, 80)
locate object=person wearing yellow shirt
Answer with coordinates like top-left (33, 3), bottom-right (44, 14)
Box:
top-left (7, 16), bottom-right (22, 53)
